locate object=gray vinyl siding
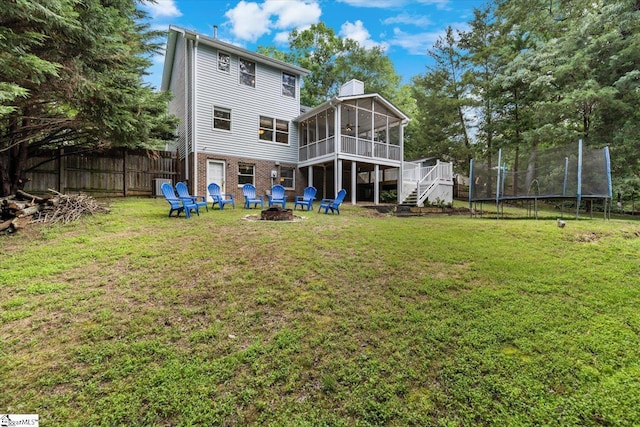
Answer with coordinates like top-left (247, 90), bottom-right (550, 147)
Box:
top-left (168, 35), bottom-right (187, 161)
top-left (194, 44), bottom-right (301, 163)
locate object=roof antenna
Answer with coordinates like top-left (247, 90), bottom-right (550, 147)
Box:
top-left (213, 25), bottom-right (218, 39)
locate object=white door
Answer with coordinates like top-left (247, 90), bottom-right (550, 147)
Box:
top-left (207, 160), bottom-right (225, 201)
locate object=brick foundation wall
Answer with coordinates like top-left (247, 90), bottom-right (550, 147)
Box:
top-left (195, 153), bottom-right (307, 204)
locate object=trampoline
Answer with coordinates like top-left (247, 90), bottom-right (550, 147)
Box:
top-left (469, 140), bottom-right (612, 219)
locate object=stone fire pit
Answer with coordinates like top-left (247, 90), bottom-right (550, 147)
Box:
top-left (260, 206), bottom-right (294, 221)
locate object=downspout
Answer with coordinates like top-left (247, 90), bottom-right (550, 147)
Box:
top-left (177, 28), bottom-right (187, 184)
top-left (185, 38), bottom-right (192, 182)
top-left (192, 35), bottom-right (199, 193)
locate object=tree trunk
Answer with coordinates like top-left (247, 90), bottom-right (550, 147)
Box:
top-left (0, 153), bottom-right (10, 197)
top-left (1, 118), bottom-right (30, 197)
top-left (14, 116), bottom-right (31, 194)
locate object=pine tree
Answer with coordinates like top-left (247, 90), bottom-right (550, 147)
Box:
top-left (411, 27), bottom-right (473, 170)
top-left (0, 0), bottom-right (177, 196)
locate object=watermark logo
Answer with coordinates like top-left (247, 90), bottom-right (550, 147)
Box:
top-left (0, 414), bottom-right (39, 427)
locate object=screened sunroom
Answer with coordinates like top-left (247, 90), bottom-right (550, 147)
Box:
top-left (296, 80), bottom-right (409, 204)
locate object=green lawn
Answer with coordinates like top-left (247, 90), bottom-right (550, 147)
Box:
top-left (1, 198), bottom-right (639, 426)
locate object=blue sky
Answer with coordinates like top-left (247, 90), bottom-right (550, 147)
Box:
top-left (141, 0), bottom-right (487, 89)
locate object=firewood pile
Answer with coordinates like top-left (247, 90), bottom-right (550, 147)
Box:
top-left (0, 189), bottom-right (109, 234)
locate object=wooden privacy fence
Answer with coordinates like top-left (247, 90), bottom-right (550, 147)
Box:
top-left (24, 148), bottom-right (178, 198)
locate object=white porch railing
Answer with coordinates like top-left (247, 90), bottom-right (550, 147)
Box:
top-left (340, 136), bottom-right (402, 161)
top-left (299, 135), bottom-right (401, 162)
top-left (401, 160), bottom-right (453, 206)
top-left (298, 136), bottom-right (336, 161)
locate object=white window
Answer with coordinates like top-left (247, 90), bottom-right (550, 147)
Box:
top-left (259, 116), bottom-right (289, 144)
top-left (218, 52), bottom-right (230, 73)
top-left (239, 58), bottom-right (255, 87)
top-left (280, 167), bottom-right (295, 189)
top-left (238, 163), bottom-right (255, 185)
top-left (213, 106), bottom-right (231, 131)
top-left (282, 72), bottom-right (296, 98)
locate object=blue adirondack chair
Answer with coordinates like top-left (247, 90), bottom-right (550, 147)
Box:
top-left (175, 181), bottom-right (208, 212)
top-left (318, 188), bottom-right (347, 214)
top-left (268, 184), bottom-right (287, 209)
top-left (293, 186), bottom-right (317, 211)
top-left (161, 183), bottom-right (200, 218)
top-left (207, 182), bottom-right (235, 210)
top-left (242, 183), bottom-right (264, 209)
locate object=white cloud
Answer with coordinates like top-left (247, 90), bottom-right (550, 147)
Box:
top-left (388, 20), bottom-right (470, 56)
top-left (383, 13), bottom-right (432, 28)
top-left (150, 23), bottom-right (171, 33)
top-left (416, 0), bottom-right (451, 10)
top-left (225, 0), bottom-right (321, 43)
top-left (274, 31), bottom-right (291, 44)
top-left (337, 0), bottom-right (399, 7)
top-left (144, 0), bottom-right (182, 18)
top-left (225, 1), bottom-right (272, 42)
top-left (264, 0), bottom-right (321, 29)
top-left (338, 0), bottom-right (450, 8)
top-left (446, 21), bottom-right (472, 35)
top-left (388, 27), bottom-right (440, 55)
top-left (340, 20), bottom-right (388, 50)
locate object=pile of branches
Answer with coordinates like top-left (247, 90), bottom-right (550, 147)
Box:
top-left (1, 189), bottom-right (110, 234)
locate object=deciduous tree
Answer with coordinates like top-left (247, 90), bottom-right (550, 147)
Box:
top-left (260, 22), bottom-right (402, 107)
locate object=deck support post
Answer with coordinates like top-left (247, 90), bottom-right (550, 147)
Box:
top-left (351, 162), bottom-right (357, 205)
top-left (374, 164), bottom-right (380, 205)
top-left (336, 159), bottom-right (342, 199)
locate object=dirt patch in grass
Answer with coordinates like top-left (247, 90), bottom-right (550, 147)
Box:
top-left (356, 209), bottom-right (392, 218)
top-left (575, 231), bottom-right (601, 243)
top-left (242, 214), bottom-right (308, 222)
top-left (621, 229), bottom-right (640, 239)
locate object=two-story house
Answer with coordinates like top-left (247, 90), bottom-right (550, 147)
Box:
top-left (161, 26), bottom-right (452, 206)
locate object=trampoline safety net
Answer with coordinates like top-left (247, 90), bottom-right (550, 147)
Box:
top-left (470, 141), bottom-right (611, 202)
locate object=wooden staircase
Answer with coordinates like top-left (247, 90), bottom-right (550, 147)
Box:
top-left (401, 160), bottom-right (454, 207)
top-left (400, 188), bottom-right (419, 206)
